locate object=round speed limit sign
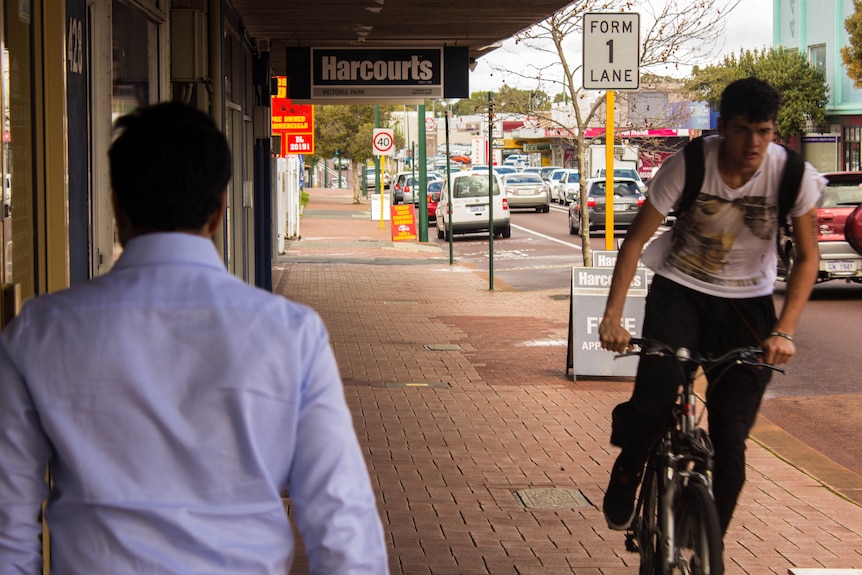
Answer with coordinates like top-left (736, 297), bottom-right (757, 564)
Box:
top-left (372, 128), bottom-right (395, 156)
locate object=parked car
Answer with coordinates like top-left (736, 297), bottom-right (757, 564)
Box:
top-left (540, 166), bottom-right (564, 183)
top-left (435, 171), bottom-right (511, 240)
top-left (468, 165), bottom-right (518, 176)
top-left (402, 176), bottom-right (419, 204)
top-left (568, 177), bottom-right (645, 234)
top-left (559, 171), bottom-right (582, 205)
top-left (402, 173), bottom-right (442, 204)
top-left (364, 167), bottom-right (391, 192)
top-left (521, 167), bottom-right (543, 176)
top-left (777, 171), bottom-right (862, 283)
top-left (596, 168), bottom-right (647, 193)
top-left (501, 172), bottom-right (550, 212)
top-left (503, 153), bottom-right (527, 166)
top-left (391, 171), bottom-right (415, 203)
top-left (493, 165), bottom-right (518, 176)
top-left (425, 180), bottom-right (443, 222)
top-left (547, 168), bottom-right (570, 203)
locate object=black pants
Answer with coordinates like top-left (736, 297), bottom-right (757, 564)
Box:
top-left (610, 275), bottom-right (776, 533)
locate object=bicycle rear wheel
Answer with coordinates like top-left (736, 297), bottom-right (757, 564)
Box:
top-left (669, 481), bottom-right (724, 575)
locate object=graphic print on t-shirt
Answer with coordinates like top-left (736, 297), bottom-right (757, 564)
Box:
top-left (668, 193), bottom-right (776, 288)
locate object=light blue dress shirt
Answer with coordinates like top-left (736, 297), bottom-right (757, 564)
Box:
top-left (0, 233), bottom-right (388, 575)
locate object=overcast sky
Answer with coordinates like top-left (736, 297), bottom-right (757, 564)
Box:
top-left (468, 0), bottom-right (774, 94)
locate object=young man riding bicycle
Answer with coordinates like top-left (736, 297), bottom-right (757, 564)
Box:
top-left (598, 77), bottom-right (825, 535)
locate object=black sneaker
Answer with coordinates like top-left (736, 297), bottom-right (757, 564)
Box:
top-left (603, 462), bottom-right (641, 531)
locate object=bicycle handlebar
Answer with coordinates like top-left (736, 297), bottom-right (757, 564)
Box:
top-left (617, 337), bottom-right (784, 374)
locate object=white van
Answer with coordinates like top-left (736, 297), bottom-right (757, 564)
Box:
top-left (435, 172), bottom-right (511, 240)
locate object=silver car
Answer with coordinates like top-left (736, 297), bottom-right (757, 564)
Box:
top-left (501, 173), bottom-right (550, 213)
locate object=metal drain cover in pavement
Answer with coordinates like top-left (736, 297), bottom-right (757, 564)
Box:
top-left (514, 488), bottom-right (590, 509)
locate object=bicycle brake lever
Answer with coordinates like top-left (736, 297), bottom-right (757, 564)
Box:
top-left (736, 356), bottom-right (785, 374)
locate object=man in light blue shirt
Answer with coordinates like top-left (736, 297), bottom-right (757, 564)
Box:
top-left (0, 102), bottom-right (388, 574)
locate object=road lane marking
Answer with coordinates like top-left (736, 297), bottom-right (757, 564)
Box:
top-left (510, 224), bottom-right (583, 250)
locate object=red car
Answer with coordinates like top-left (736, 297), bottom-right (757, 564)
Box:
top-left (425, 180), bottom-right (443, 222)
top-left (777, 171), bottom-right (862, 283)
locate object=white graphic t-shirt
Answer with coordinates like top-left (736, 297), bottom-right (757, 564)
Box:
top-left (644, 136), bottom-right (823, 298)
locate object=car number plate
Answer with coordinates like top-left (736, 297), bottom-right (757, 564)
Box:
top-left (613, 204), bottom-right (627, 211)
top-left (470, 205), bottom-right (485, 213)
top-left (826, 260), bottom-right (858, 272)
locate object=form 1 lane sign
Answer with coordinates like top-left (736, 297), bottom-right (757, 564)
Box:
top-left (373, 128), bottom-right (395, 156)
top-left (582, 12), bottom-right (640, 90)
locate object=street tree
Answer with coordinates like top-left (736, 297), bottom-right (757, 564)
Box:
top-left (842, 0), bottom-right (862, 88)
top-left (491, 0), bottom-right (741, 266)
top-left (684, 47), bottom-right (828, 143)
top-left (314, 104), bottom-right (401, 203)
top-left (449, 87), bottom-right (551, 117)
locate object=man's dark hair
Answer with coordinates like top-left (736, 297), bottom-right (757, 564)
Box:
top-left (109, 101), bottom-right (231, 231)
top-left (719, 76), bottom-right (781, 122)
top-left (719, 77), bottom-right (782, 124)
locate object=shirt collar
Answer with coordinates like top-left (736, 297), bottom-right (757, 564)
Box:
top-left (112, 232), bottom-right (226, 272)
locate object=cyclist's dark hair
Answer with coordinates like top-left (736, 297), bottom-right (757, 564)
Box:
top-left (719, 77), bottom-right (781, 124)
top-left (109, 101), bottom-right (231, 232)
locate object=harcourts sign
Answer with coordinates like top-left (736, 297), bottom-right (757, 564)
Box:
top-left (566, 262), bottom-right (647, 381)
top-left (312, 48), bottom-right (443, 99)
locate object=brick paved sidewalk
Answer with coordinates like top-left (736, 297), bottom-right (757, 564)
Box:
top-left (274, 188), bottom-right (862, 574)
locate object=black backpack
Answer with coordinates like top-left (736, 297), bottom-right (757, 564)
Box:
top-left (677, 136), bottom-right (805, 237)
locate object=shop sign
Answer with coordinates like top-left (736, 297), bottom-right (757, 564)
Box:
top-left (272, 76), bottom-right (314, 155)
top-left (391, 204), bottom-right (417, 241)
top-left (523, 143), bottom-right (551, 152)
top-left (313, 48), bottom-right (443, 99)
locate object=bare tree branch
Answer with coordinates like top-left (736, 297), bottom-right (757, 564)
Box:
top-left (480, 0), bottom-right (740, 265)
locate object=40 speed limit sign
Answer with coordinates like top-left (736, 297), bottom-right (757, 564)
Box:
top-left (372, 128), bottom-right (395, 156)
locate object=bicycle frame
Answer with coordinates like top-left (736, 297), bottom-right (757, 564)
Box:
top-left (627, 377), bottom-right (715, 569)
top-left (617, 338), bottom-right (780, 574)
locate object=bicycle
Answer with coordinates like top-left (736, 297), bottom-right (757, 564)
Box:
top-left (613, 337), bottom-right (783, 575)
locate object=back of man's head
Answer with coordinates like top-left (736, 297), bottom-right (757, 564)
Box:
top-left (719, 77), bottom-right (781, 124)
top-left (109, 101), bottom-right (232, 232)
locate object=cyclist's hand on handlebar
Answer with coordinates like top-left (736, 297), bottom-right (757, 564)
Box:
top-left (763, 333), bottom-right (795, 366)
top-left (599, 317), bottom-right (632, 353)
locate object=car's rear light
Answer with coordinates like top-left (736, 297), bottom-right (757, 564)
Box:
top-left (587, 197), bottom-right (597, 208)
top-left (502, 198), bottom-right (509, 211)
top-left (637, 196), bottom-right (646, 207)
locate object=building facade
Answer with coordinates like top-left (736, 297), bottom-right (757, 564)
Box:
top-left (0, 0), bottom-right (272, 331)
top-left (777, 0), bottom-right (862, 170)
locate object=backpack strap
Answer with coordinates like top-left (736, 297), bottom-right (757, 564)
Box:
top-left (777, 145), bottom-right (805, 235)
top-left (678, 136), bottom-right (706, 215)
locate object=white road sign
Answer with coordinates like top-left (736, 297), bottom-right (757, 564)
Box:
top-left (582, 12), bottom-right (640, 90)
top-left (372, 128), bottom-right (395, 156)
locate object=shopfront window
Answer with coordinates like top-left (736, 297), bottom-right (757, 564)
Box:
top-left (844, 126), bottom-right (861, 172)
top-left (112, 0), bottom-right (161, 120)
top-left (1, 1), bottom-right (35, 307)
top-left (110, 0), bottom-right (164, 258)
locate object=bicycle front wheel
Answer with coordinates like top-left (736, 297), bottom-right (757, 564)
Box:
top-left (636, 467), bottom-right (661, 575)
top-left (669, 481), bottom-right (724, 575)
